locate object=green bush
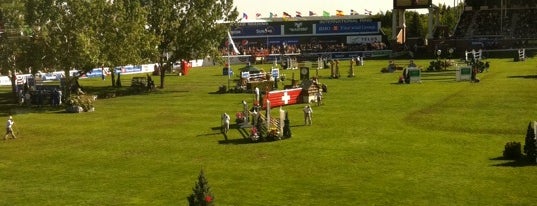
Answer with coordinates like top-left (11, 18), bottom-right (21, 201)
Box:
top-left (503, 141), bottom-right (522, 159)
top-left (65, 94), bottom-right (96, 112)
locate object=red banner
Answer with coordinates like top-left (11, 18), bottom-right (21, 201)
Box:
top-left (263, 88), bottom-right (302, 109)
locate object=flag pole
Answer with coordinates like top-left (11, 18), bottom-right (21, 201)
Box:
top-left (226, 31), bottom-right (240, 93)
top-left (227, 44), bottom-right (230, 92)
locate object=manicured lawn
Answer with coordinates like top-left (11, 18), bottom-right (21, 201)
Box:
top-left (1, 57), bottom-right (537, 205)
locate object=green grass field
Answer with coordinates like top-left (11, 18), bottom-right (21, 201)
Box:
top-left (1, 57), bottom-right (537, 205)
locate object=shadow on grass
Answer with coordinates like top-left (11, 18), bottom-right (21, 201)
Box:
top-left (507, 75), bottom-right (537, 79)
top-left (196, 132), bottom-right (222, 137)
top-left (0, 91), bottom-right (70, 116)
top-left (218, 136), bottom-right (289, 145)
top-left (211, 124), bottom-right (291, 145)
top-left (0, 92), bottom-right (17, 116)
top-left (490, 156), bottom-right (536, 167)
top-left (0, 85), bottom-right (162, 116)
top-left (207, 91), bottom-right (227, 95)
top-left (208, 124), bottom-right (251, 144)
top-left (218, 138), bottom-right (252, 145)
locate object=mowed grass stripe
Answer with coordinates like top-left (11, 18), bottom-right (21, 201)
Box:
top-left (1, 58), bottom-right (536, 205)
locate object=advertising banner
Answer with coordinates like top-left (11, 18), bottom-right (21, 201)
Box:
top-left (283, 21), bottom-right (314, 35)
top-left (316, 22), bottom-right (379, 34)
top-left (231, 23), bottom-right (282, 37)
top-left (346, 35), bottom-right (383, 44)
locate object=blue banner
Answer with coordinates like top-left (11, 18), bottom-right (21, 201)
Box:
top-left (114, 65), bottom-right (143, 74)
top-left (316, 22), bottom-right (379, 34)
top-left (231, 24), bottom-right (282, 37)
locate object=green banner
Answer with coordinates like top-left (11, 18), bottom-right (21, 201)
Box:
top-left (283, 22), bottom-right (313, 35)
top-left (460, 67), bottom-right (472, 75)
top-left (409, 69), bottom-right (420, 77)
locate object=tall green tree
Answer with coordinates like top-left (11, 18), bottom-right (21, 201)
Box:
top-left (406, 11), bottom-right (426, 38)
top-left (24, 0), bottom-right (157, 94)
top-left (0, 0), bottom-right (26, 95)
top-left (24, 0), bottom-right (102, 96)
top-left (144, 0), bottom-right (238, 88)
top-left (438, 4), bottom-right (459, 34)
top-left (377, 10), bottom-right (393, 39)
top-left (96, 0), bottom-right (158, 87)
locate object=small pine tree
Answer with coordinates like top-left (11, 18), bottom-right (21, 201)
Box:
top-left (524, 121), bottom-right (537, 162)
top-left (187, 169), bottom-right (215, 206)
top-left (283, 111), bottom-right (291, 138)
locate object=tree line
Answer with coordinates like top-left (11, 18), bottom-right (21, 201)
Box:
top-left (0, 1), bottom-right (461, 97)
top-left (376, 3), bottom-right (461, 40)
top-left (0, 0), bottom-right (238, 96)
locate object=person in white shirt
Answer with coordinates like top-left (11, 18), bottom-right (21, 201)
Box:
top-left (303, 105), bottom-right (313, 125)
top-left (4, 116), bottom-right (16, 140)
top-left (222, 113), bottom-right (230, 134)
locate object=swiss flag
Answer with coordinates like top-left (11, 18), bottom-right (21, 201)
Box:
top-left (263, 88), bottom-right (302, 109)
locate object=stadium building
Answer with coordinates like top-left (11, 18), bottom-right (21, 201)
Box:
top-left (399, 0), bottom-right (537, 58)
top-left (221, 14), bottom-right (391, 63)
top-left (222, 0), bottom-right (537, 62)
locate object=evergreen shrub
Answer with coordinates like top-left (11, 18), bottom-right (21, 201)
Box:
top-left (503, 141), bottom-right (521, 159)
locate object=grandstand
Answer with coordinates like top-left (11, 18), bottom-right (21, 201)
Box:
top-left (433, 0), bottom-right (537, 57)
top-left (221, 15), bottom-right (391, 63)
top-left (222, 0), bottom-right (537, 61)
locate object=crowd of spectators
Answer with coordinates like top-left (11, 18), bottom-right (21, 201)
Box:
top-left (453, 0), bottom-right (537, 39)
top-left (512, 8), bottom-right (537, 38)
top-left (220, 41), bottom-right (387, 56)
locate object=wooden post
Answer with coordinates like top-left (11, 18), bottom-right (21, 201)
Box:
top-left (266, 100), bottom-right (271, 132)
top-left (279, 106), bottom-right (285, 139)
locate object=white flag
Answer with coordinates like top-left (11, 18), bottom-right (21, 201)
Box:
top-left (227, 31), bottom-right (240, 54)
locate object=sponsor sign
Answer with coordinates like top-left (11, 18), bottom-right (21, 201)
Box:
top-left (283, 21), bottom-right (313, 35)
top-left (0, 76), bottom-right (11, 86)
top-left (457, 66), bottom-right (472, 81)
top-left (267, 37), bottom-right (300, 45)
top-left (115, 65), bottom-right (143, 74)
top-left (346, 35), bottom-right (382, 44)
top-left (231, 24), bottom-right (282, 37)
top-left (316, 22), bottom-right (379, 34)
top-left (271, 68), bottom-right (279, 78)
top-left (408, 67), bottom-right (421, 83)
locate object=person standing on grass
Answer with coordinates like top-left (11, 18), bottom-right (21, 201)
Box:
top-left (316, 90), bottom-right (323, 106)
top-left (303, 105), bottom-right (313, 125)
top-left (4, 116), bottom-right (16, 140)
top-left (222, 113), bottom-right (230, 134)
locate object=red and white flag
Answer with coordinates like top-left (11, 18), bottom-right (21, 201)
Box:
top-left (263, 88), bottom-right (302, 109)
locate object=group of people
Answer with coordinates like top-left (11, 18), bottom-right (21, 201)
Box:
top-left (220, 99), bottom-right (318, 142)
top-left (18, 88), bottom-right (63, 107)
top-left (220, 40), bottom-right (388, 57)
